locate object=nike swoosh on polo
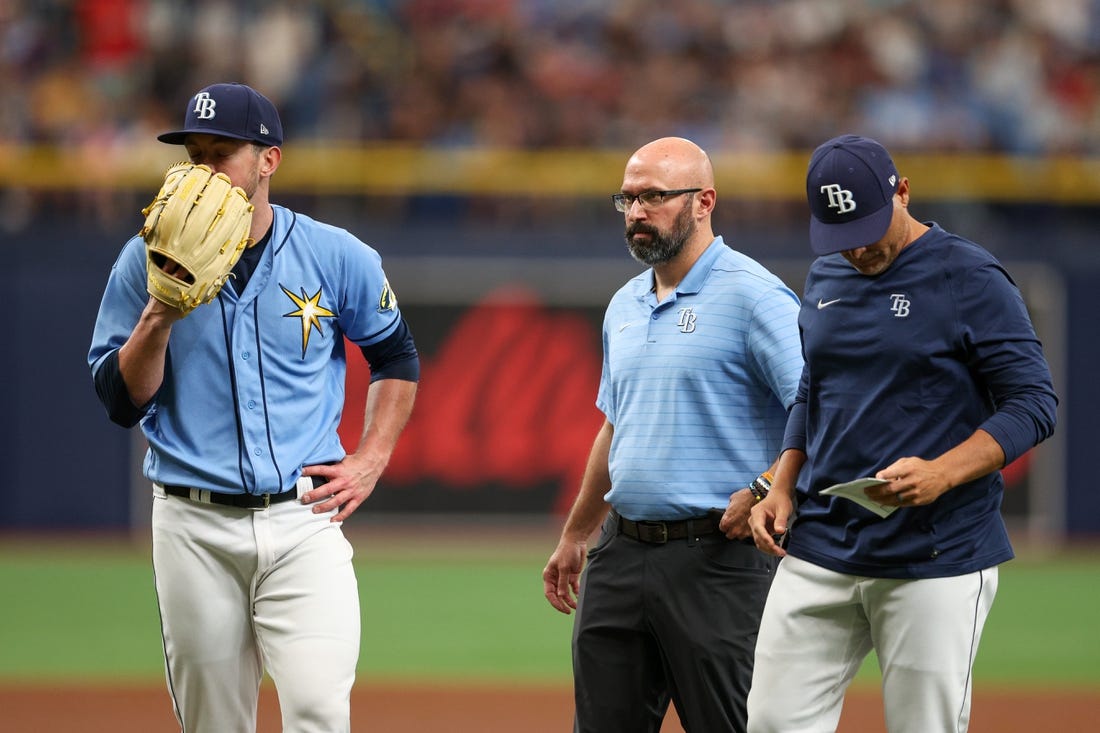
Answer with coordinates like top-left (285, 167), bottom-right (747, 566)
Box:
top-left (817, 298), bottom-right (842, 309)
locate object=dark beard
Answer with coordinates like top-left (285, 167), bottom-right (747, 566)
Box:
top-left (624, 201), bottom-right (695, 266)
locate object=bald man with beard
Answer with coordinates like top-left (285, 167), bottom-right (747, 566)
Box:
top-left (542, 138), bottom-right (804, 732)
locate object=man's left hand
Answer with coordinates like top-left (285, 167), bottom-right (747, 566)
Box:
top-left (300, 455), bottom-right (383, 522)
top-left (719, 487), bottom-right (756, 540)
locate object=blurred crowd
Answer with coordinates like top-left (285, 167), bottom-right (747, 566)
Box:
top-left (5, 0), bottom-right (1100, 155)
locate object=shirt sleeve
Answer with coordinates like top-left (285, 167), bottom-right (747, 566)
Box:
top-left (955, 261), bottom-right (1058, 463)
top-left (748, 283), bottom-right (804, 410)
top-left (88, 236), bottom-right (154, 428)
top-left (781, 367), bottom-right (809, 453)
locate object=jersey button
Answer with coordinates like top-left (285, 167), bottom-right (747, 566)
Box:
top-left (247, 400), bottom-right (256, 409)
top-left (253, 448), bottom-right (262, 456)
top-left (242, 351), bottom-right (251, 360)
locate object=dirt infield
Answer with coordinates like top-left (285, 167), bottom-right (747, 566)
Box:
top-left (2, 682), bottom-right (1095, 732)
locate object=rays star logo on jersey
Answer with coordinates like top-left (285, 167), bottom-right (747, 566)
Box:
top-left (282, 285), bottom-right (336, 358)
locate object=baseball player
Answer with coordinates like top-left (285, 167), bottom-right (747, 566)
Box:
top-left (542, 137), bottom-right (804, 732)
top-left (746, 135), bottom-right (1058, 733)
top-left (88, 83), bottom-right (419, 732)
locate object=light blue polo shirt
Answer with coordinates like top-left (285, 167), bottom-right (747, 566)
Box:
top-left (598, 237), bottom-right (803, 520)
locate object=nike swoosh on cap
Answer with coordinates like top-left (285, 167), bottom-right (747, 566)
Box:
top-left (817, 298), bottom-right (842, 309)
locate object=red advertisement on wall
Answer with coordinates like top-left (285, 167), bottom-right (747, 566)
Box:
top-left (338, 289), bottom-right (605, 516)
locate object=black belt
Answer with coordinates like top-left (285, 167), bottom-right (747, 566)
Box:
top-left (163, 476), bottom-right (325, 509)
top-left (612, 509), bottom-right (722, 544)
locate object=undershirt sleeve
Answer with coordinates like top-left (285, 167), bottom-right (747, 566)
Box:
top-left (92, 349), bottom-right (150, 428)
top-left (358, 316), bottom-right (420, 383)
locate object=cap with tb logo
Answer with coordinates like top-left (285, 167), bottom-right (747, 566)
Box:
top-left (157, 82), bottom-right (283, 147)
top-left (806, 134), bottom-right (899, 255)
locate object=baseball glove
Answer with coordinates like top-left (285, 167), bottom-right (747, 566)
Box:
top-left (140, 162), bottom-right (254, 315)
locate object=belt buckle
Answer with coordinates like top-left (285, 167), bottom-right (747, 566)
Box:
top-left (640, 520), bottom-right (668, 544)
top-left (263, 493), bottom-right (271, 509)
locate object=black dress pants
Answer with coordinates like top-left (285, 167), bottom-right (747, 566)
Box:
top-left (572, 512), bottom-right (777, 733)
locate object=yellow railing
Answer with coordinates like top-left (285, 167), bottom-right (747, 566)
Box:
top-left (5, 143), bottom-right (1100, 202)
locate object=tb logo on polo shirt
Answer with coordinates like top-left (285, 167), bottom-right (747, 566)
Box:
top-left (677, 307), bottom-right (697, 333)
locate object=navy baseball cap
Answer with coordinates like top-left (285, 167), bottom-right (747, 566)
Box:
top-left (158, 83), bottom-right (283, 146)
top-left (806, 134), bottom-right (899, 255)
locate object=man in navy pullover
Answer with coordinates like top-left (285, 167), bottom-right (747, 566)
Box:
top-left (746, 135), bottom-right (1058, 733)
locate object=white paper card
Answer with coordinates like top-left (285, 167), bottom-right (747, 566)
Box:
top-left (819, 477), bottom-right (897, 518)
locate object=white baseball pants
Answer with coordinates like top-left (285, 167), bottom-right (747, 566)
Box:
top-left (747, 554), bottom-right (998, 733)
top-left (151, 479), bottom-right (360, 733)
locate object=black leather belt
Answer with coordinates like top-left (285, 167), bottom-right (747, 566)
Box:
top-left (612, 509), bottom-right (722, 544)
top-left (163, 476), bottom-right (325, 509)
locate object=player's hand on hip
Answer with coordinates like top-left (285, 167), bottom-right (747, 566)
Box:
top-left (749, 494), bottom-right (791, 557)
top-left (300, 455), bottom-right (382, 522)
top-left (719, 488), bottom-right (755, 540)
top-left (542, 540), bottom-right (586, 615)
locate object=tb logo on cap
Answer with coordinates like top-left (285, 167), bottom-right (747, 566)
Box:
top-left (820, 184), bottom-right (856, 214)
top-left (192, 92), bottom-right (217, 120)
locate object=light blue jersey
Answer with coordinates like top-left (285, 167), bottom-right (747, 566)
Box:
top-left (598, 237), bottom-right (803, 520)
top-left (89, 205), bottom-right (402, 494)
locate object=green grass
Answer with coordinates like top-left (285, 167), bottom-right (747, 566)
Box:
top-left (973, 555), bottom-right (1100, 683)
top-left (358, 559), bottom-right (572, 682)
top-left (0, 550), bottom-right (160, 679)
top-left (0, 539), bottom-right (1095, 687)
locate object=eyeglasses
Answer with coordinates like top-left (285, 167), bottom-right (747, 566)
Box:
top-left (611, 189), bottom-right (702, 213)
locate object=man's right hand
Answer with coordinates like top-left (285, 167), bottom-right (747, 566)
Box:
top-left (542, 539), bottom-right (587, 615)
